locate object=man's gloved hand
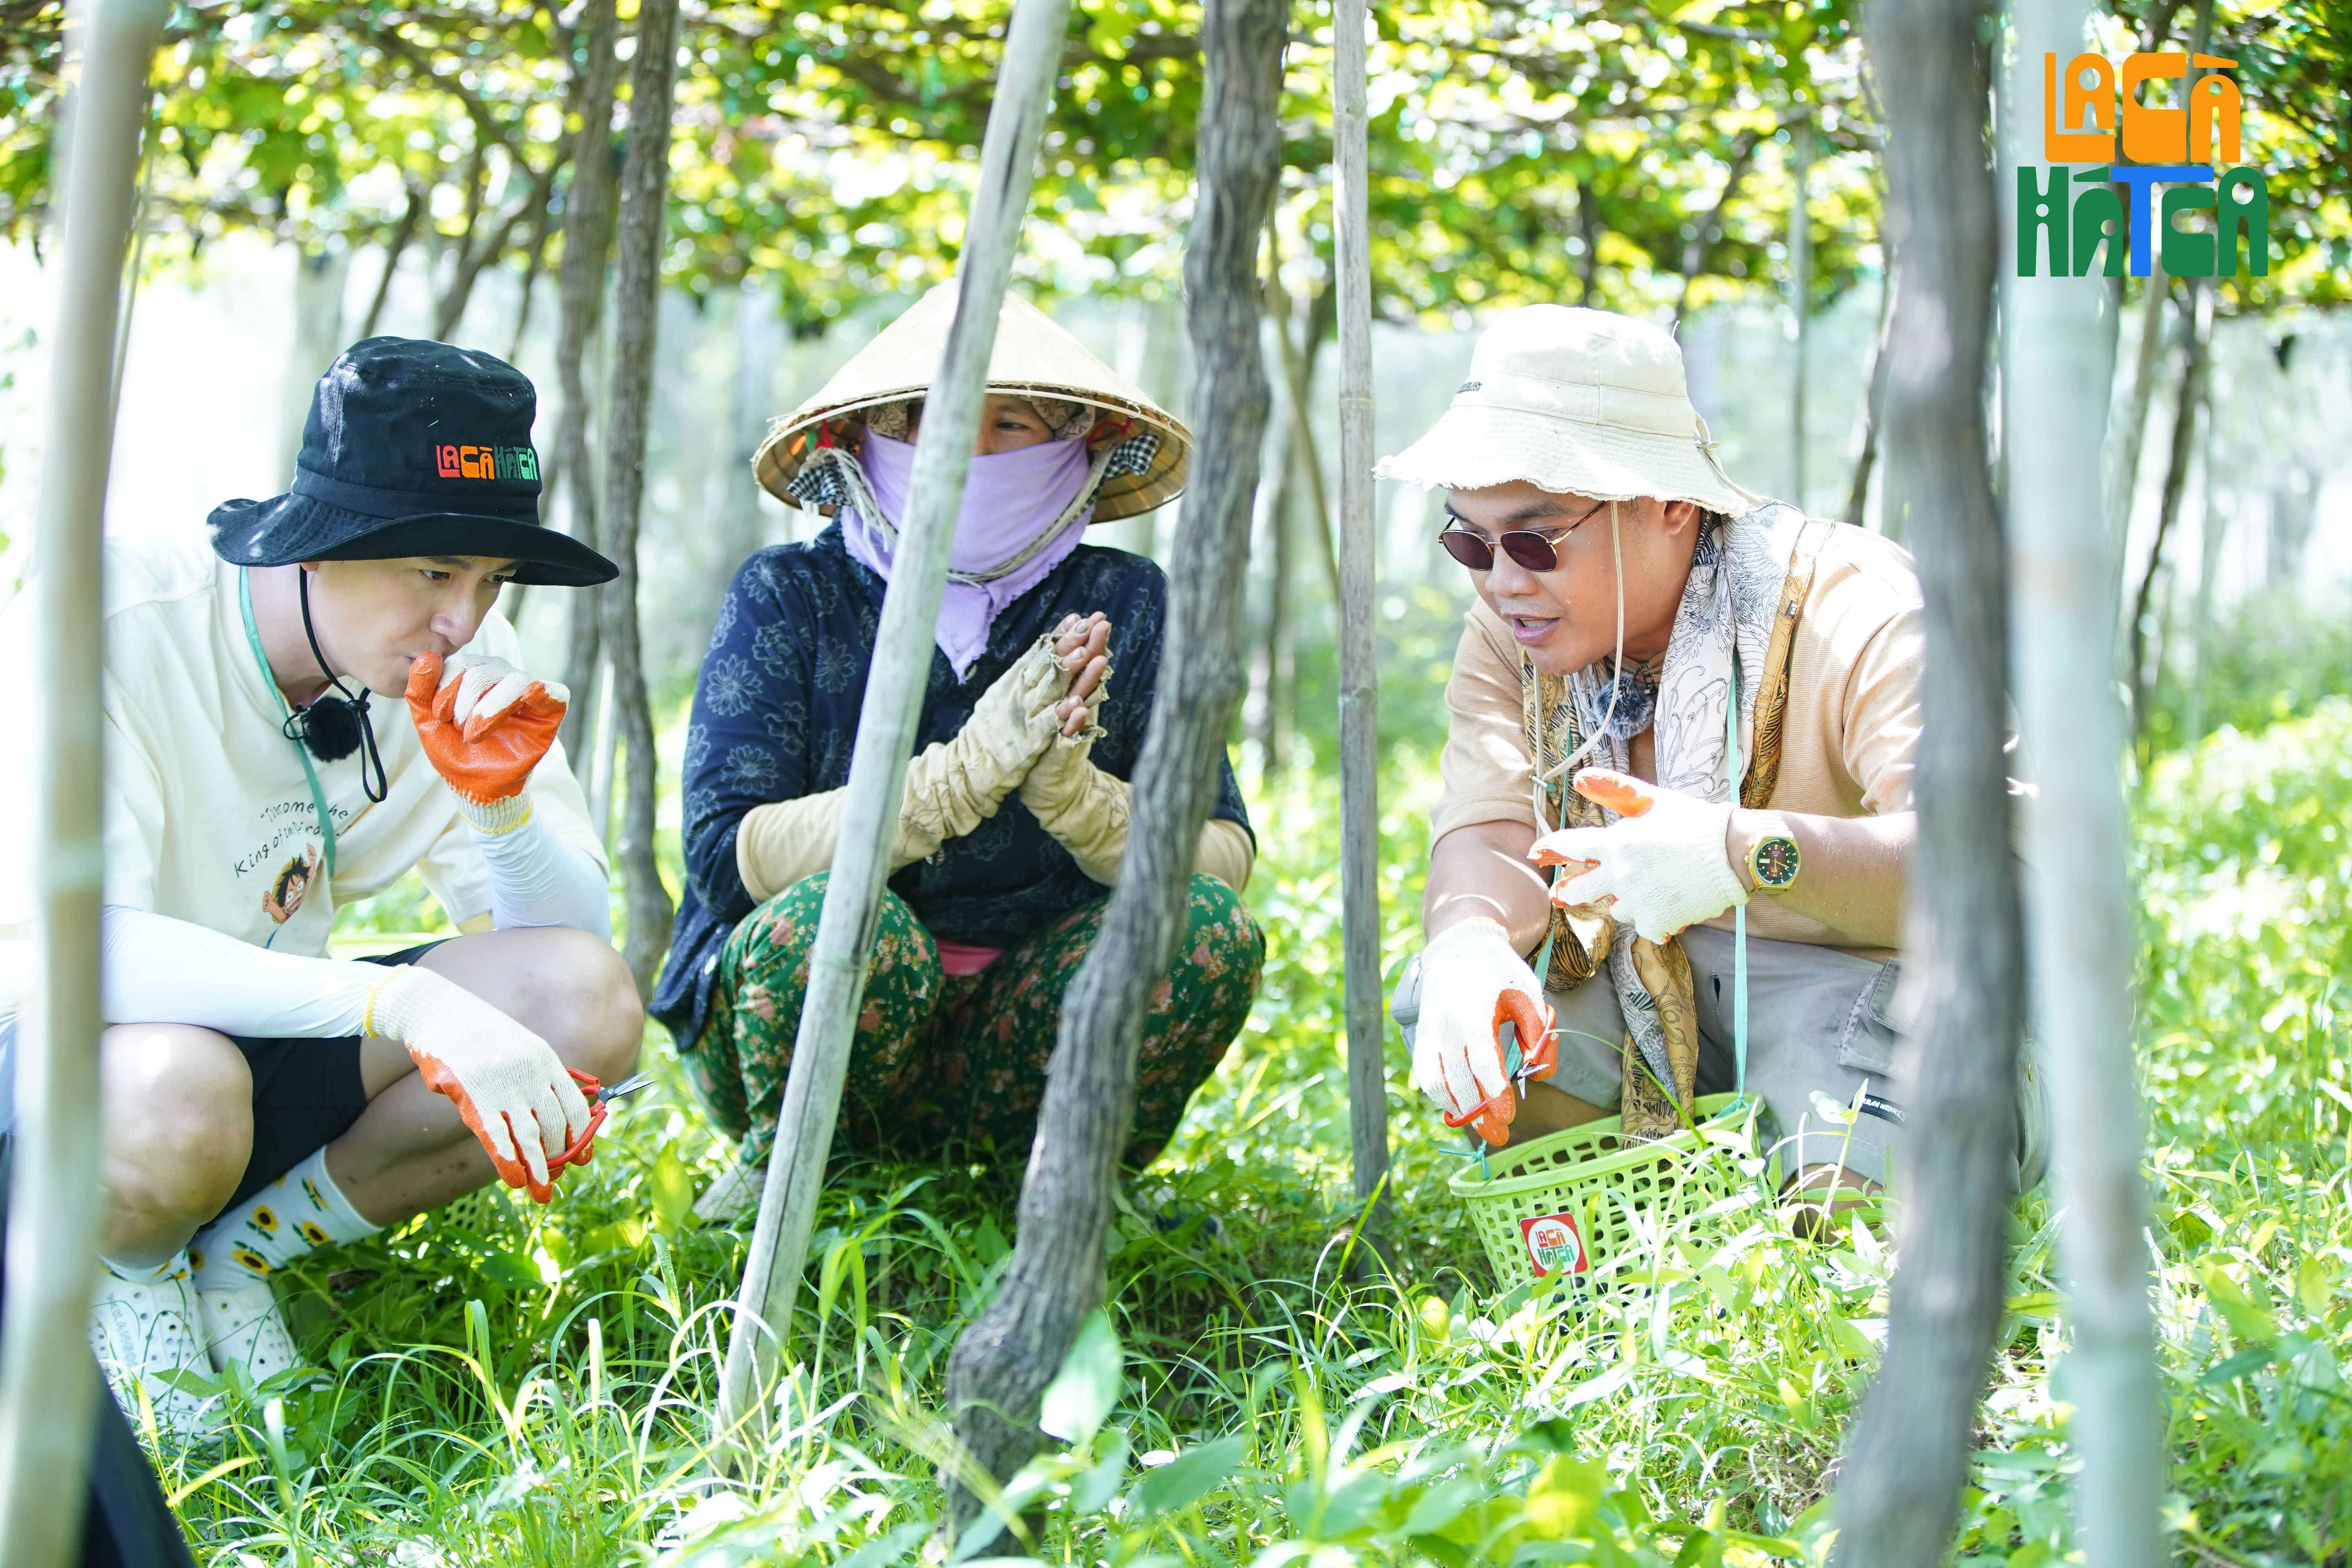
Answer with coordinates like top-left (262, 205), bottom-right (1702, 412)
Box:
top-left (363, 965), bottom-right (593, 1203)
top-left (1530, 768), bottom-right (1747, 943)
top-left (1410, 919), bottom-right (1555, 1146)
top-left (896, 635), bottom-right (1073, 858)
top-left (407, 652), bottom-right (568, 810)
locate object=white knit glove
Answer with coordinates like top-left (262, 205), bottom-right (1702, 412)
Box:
top-left (1410, 919), bottom-right (1553, 1145)
top-left (438, 651), bottom-right (571, 730)
top-left (363, 965), bottom-right (593, 1203)
top-left (1531, 768), bottom-right (1748, 943)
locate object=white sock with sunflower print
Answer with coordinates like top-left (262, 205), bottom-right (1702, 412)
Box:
top-left (188, 1148), bottom-right (380, 1290)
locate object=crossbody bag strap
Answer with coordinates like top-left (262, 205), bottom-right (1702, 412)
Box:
top-left (1739, 517), bottom-right (1832, 811)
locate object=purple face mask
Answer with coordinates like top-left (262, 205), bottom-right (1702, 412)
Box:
top-left (841, 430), bottom-right (1096, 679)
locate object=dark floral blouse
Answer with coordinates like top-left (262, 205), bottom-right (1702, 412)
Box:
top-left (652, 522), bottom-right (1254, 1049)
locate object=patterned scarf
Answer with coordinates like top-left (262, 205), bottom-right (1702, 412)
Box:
top-left (1522, 500), bottom-right (1809, 1131)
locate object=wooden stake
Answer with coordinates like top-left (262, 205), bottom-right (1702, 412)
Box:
top-left (2005, 2), bottom-right (2165, 1557)
top-left (0, 5), bottom-right (166, 1566)
top-left (938, 0), bottom-right (1286, 1546)
top-left (1332, 0), bottom-right (1390, 1245)
top-left (713, 0), bottom-right (1071, 1454)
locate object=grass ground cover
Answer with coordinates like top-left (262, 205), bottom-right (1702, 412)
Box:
top-left (133, 710), bottom-right (2352, 1566)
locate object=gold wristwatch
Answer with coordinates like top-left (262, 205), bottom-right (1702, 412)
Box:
top-left (1749, 833), bottom-right (1800, 891)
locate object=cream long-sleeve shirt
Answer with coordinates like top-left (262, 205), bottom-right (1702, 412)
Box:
top-left (1432, 521), bottom-right (1925, 956)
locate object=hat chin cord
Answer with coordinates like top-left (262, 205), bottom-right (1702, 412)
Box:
top-left (285, 569), bottom-right (389, 804)
top-left (1533, 501), bottom-right (1626, 833)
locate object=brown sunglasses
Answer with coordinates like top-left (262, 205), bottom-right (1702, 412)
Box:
top-left (1437, 497), bottom-right (1608, 572)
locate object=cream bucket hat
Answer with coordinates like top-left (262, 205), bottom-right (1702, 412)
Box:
top-left (1376, 305), bottom-right (1756, 514)
top-left (753, 281), bottom-right (1191, 523)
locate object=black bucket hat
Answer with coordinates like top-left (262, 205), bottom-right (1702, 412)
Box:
top-left (208, 337), bottom-right (617, 587)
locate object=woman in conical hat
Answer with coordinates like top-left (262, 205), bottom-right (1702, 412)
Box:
top-left (655, 283), bottom-right (1263, 1196)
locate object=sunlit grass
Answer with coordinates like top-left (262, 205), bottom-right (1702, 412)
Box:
top-left (144, 711), bottom-right (2352, 1564)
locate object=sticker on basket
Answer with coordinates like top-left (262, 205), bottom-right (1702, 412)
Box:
top-left (1519, 1212), bottom-right (1588, 1278)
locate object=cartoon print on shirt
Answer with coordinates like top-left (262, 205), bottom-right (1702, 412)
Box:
top-left (262, 845), bottom-right (321, 927)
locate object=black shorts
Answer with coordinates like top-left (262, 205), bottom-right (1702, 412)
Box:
top-left (216, 942), bottom-right (444, 1214)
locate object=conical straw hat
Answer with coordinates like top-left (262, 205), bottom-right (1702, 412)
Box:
top-left (753, 282), bottom-right (1191, 523)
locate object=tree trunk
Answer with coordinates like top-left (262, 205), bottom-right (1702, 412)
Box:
top-left (722, 285), bottom-right (780, 574)
top-left (1789, 115), bottom-right (1812, 508)
top-left (599, 0), bottom-right (681, 996)
top-left (2002, 1), bottom-right (2165, 1559)
top-left (1672, 125), bottom-right (1764, 328)
top-left (1261, 447), bottom-right (1293, 777)
top-left (358, 185), bottom-right (423, 341)
top-left (2184, 421), bottom-right (2224, 745)
top-left (2127, 0), bottom-right (2219, 746)
top-left (505, 196), bottom-right (553, 361)
top-left (555, 0), bottom-right (622, 768)
top-left (1575, 178), bottom-right (1601, 304)
top-left (282, 245), bottom-right (349, 478)
top-left (1843, 265), bottom-right (1894, 528)
top-left (2106, 269), bottom-right (2170, 553)
top-left (1830, 0), bottom-right (2023, 1559)
top-left (1266, 266), bottom-right (1341, 603)
top-left (2101, 0), bottom-right (2187, 554)
top-left (2128, 289), bottom-right (2210, 739)
top-left (2268, 461), bottom-right (2317, 585)
top-left (937, 0), bottom-right (1283, 1546)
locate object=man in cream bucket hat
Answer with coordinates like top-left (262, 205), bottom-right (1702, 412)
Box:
top-left (1384, 305), bottom-right (2040, 1228)
top-left (659, 283), bottom-right (1264, 1209)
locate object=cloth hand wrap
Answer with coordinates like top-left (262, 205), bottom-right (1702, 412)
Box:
top-left (1019, 658), bottom-right (1128, 883)
top-left (895, 634), bottom-right (1072, 860)
top-left (733, 636), bottom-right (1072, 899)
top-left (1531, 769), bottom-right (1748, 943)
top-left (363, 965), bottom-right (592, 1203)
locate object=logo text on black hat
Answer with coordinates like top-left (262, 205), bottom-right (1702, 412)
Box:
top-left (435, 444), bottom-right (540, 481)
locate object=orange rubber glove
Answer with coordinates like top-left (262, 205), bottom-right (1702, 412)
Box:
top-left (407, 652), bottom-right (569, 806)
top-left (361, 965), bottom-right (593, 1203)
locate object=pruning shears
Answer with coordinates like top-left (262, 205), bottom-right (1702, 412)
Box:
top-left (1443, 994), bottom-right (1561, 1149)
top-left (546, 1069), bottom-right (657, 1180)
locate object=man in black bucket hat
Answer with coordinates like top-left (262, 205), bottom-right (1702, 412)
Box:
top-left (0, 338), bottom-right (642, 1439)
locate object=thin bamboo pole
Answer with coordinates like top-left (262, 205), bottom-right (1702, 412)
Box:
top-left (2005, 5), bottom-right (2164, 1557)
top-left (713, 0), bottom-right (1069, 1450)
top-left (0, 4), bottom-right (165, 1566)
top-left (1332, 0), bottom-right (1388, 1240)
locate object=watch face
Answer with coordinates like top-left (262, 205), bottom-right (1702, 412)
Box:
top-left (1753, 835), bottom-right (1800, 889)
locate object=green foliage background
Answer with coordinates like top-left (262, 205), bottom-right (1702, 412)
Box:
top-left (118, 689), bottom-right (2341, 1564)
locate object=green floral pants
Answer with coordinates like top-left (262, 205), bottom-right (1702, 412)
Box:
top-left (682, 873), bottom-right (1265, 1169)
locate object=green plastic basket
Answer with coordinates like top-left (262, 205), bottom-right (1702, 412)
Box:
top-left (1449, 1092), bottom-right (1757, 1289)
